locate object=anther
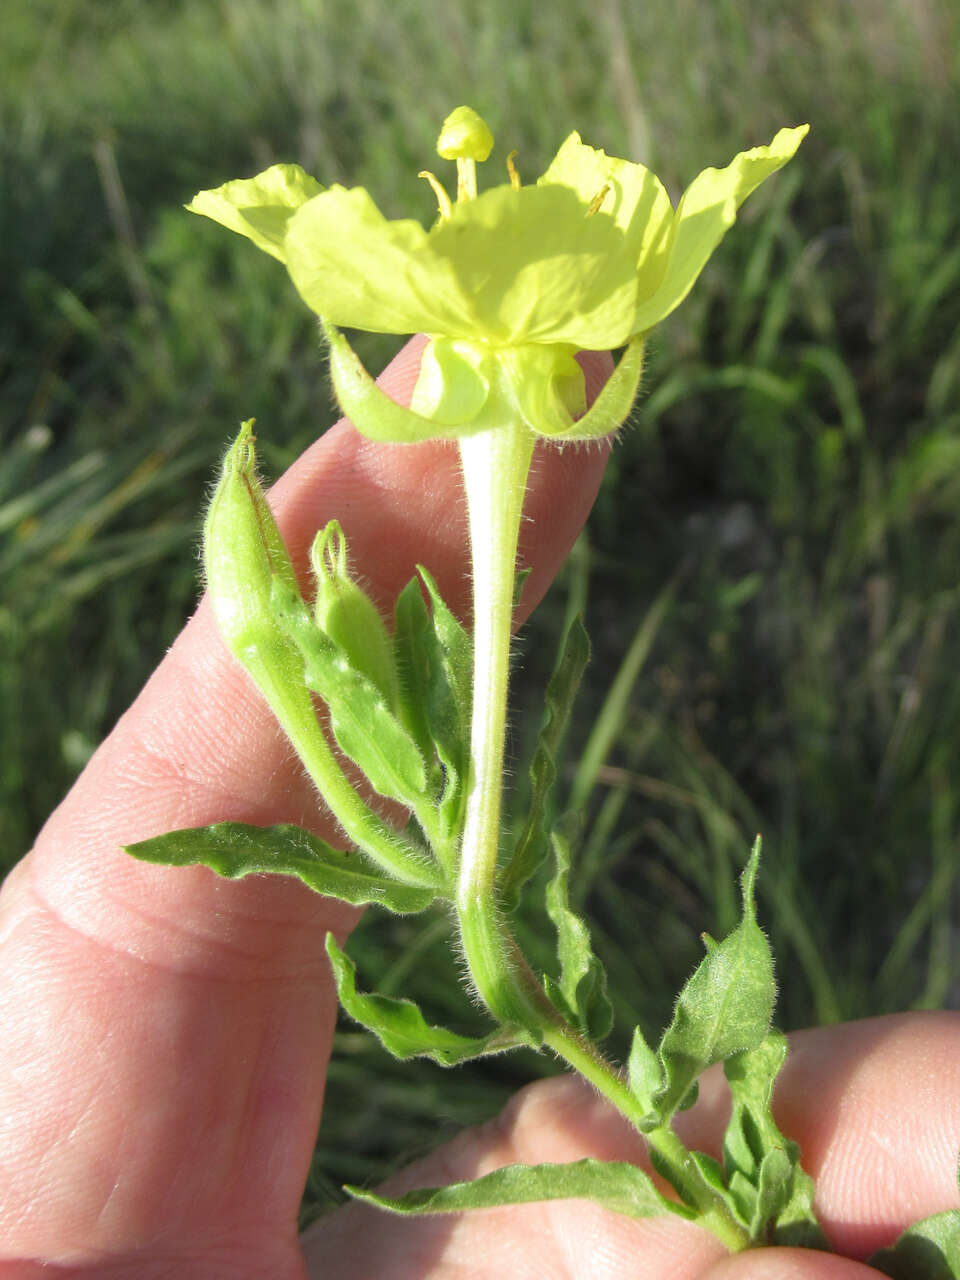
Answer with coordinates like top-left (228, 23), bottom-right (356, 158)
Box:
top-left (586, 184), bottom-right (611, 217)
top-left (506, 150), bottom-right (521, 190)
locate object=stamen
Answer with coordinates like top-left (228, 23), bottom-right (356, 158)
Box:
top-left (506, 150), bottom-right (521, 190)
top-left (419, 170), bottom-right (453, 220)
top-left (586, 184), bottom-right (611, 217)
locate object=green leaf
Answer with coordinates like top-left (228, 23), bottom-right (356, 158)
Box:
top-left (326, 934), bottom-right (530, 1065)
top-left (345, 1157), bottom-right (693, 1221)
top-left (723, 1030), bottom-right (827, 1246)
top-left (542, 827), bottom-right (614, 1041)
top-left (869, 1212), bottom-right (960, 1279)
top-left (501, 616), bottom-right (590, 909)
top-left (272, 581), bottom-right (430, 807)
top-left (393, 578), bottom-right (445, 785)
top-left (653, 839), bottom-right (775, 1123)
top-left (409, 566), bottom-right (473, 842)
top-left (125, 822), bottom-right (434, 913)
top-left (627, 1025), bottom-right (663, 1115)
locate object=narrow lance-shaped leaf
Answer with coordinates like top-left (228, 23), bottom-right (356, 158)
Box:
top-left (542, 827), bottom-right (614, 1041)
top-left (272, 580), bottom-right (430, 807)
top-left (653, 838), bottom-right (775, 1124)
top-left (501, 616), bottom-right (590, 909)
top-left (326, 934), bottom-right (533, 1066)
top-left (346, 1157), bottom-right (694, 1222)
top-left (125, 822), bottom-right (435, 914)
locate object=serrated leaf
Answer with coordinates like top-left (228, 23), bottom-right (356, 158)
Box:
top-left (326, 934), bottom-right (530, 1065)
top-left (653, 839), bottom-right (775, 1123)
top-left (543, 827), bottom-right (614, 1041)
top-left (345, 1157), bottom-right (694, 1221)
top-left (501, 616), bottom-right (591, 909)
top-left (273, 581), bottom-right (429, 806)
top-left (125, 822), bottom-right (435, 913)
top-left (869, 1211), bottom-right (960, 1279)
top-left (627, 1025), bottom-right (663, 1113)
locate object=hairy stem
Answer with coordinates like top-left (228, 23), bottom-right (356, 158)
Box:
top-left (452, 418), bottom-right (751, 1251)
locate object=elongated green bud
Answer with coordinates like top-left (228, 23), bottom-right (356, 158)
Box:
top-left (202, 424), bottom-right (438, 886)
top-left (203, 420), bottom-right (304, 683)
top-left (311, 520), bottom-right (399, 708)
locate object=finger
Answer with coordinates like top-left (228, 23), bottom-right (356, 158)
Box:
top-left (704, 1249), bottom-right (882, 1279)
top-left (0, 337), bottom-right (611, 1265)
top-left (303, 1012), bottom-right (960, 1277)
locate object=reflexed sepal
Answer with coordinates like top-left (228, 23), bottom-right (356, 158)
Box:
top-left (534, 334), bottom-right (645, 440)
top-left (124, 822), bottom-right (435, 913)
top-left (323, 319), bottom-right (466, 443)
top-left (326, 934), bottom-right (533, 1065)
top-left (345, 1157), bottom-right (692, 1221)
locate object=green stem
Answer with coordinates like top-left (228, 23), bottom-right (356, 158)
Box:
top-left (542, 1022), bottom-right (750, 1250)
top-left (251, 661), bottom-right (440, 890)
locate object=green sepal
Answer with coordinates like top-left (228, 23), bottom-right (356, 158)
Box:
top-left (326, 934), bottom-right (531, 1065)
top-left (534, 334), bottom-right (645, 441)
top-left (652, 838), bottom-right (775, 1124)
top-left (272, 580), bottom-right (430, 808)
top-left (501, 616), bottom-right (590, 910)
top-left (723, 1031), bottom-right (827, 1247)
top-left (124, 822), bottom-right (435, 913)
top-left (542, 827), bottom-right (614, 1041)
top-left (345, 1157), bottom-right (694, 1221)
top-left (323, 319), bottom-right (466, 443)
top-left (869, 1211), bottom-right (960, 1279)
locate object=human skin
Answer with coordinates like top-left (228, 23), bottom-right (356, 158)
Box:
top-left (0, 339), bottom-right (957, 1279)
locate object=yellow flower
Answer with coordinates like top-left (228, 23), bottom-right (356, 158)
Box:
top-left (189, 107), bottom-right (807, 441)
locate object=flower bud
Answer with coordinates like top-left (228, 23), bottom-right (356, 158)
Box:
top-left (203, 420), bottom-right (303, 680)
top-left (311, 520), bottom-right (399, 708)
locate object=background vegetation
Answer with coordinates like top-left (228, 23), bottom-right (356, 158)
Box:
top-left (3, 0), bottom-right (959, 1218)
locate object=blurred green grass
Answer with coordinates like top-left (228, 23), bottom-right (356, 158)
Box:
top-left (3, 0), bottom-right (959, 1214)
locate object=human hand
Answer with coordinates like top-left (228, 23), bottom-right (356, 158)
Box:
top-left (0, 339), bottom-right (956, 1279)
